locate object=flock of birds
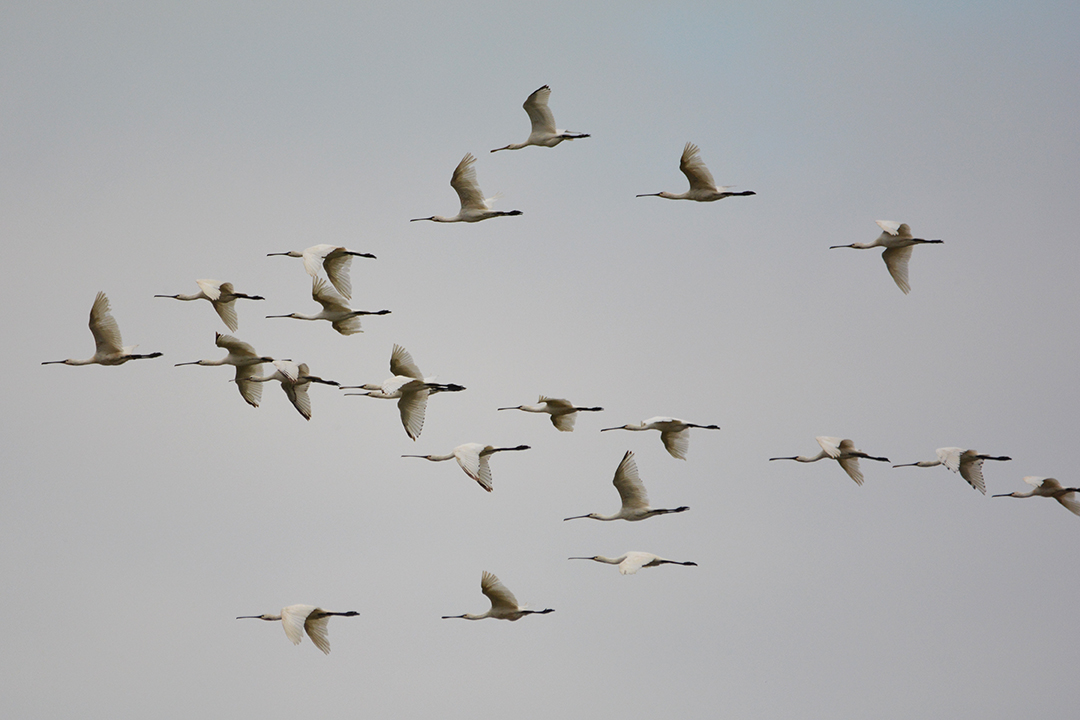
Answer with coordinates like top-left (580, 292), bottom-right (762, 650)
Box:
top-left (42, 85), bottom-right (1078, 654)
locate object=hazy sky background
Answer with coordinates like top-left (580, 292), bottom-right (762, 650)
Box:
top-left (3, 2), bottom-right (1078, 718)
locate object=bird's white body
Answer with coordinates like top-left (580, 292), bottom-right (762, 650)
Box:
top-left (341, 345), bottom-right (464, 440)
top-left (498, 396), bottom-right (603, 432)
top-left (564, 450), bottom-right (689, 521)
top-left (154, 279), bottom-right (264, 332)
top-left (441, 571), bottom-right (553, 621)
top-left (829, 220), bottom-right (943, 294)
top-left (266, 277), bottom-right (390, 335)
top-left (636, 142), bottom-right (756, 202)
top-left (251, 360), bottom-right (338, 420)
top-left (174, 332), bottom-right (275, 408)
top-left (266, 244), bottom-right (375, 300)
top-left (403, 443), bottom-right (530, 492)
top-left (43, 292), bottom-right (163, 367)
top-left (411, 153), bottom-right (522, 223)
top-left (236, 604), bottom-right (358, 654)
top-left (490, 85), bottom-right (590, 152)
top-left (893, 447), bottom-right (1011, 494)
top-left (569, 551), bottom-right (698, 575)
top-left (770, 436), bottom-right (890, 485)
top-left (600, 416), bottom-right (720, 460)
top-left (993, 477), bottom-right (1080, 516)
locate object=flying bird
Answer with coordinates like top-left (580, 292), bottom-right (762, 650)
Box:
top-left (993, 477), bottom-right (1080, 516)
top-left (497, 396), bottom-right (603, 432)
top-left (266, 277), bottom-right (390, 335)
top-left (568, 552), bottom-right (698, 575)
top-left (174, 332), bottom-right (275, 408)
top-left (402, 443), bottom-right (530, 492)
top-left (564, 450), bottom-right (689, 521)
top-left (893, 447), bottom-right (1012, 494)
top-left (154, 279), bottom-right (264, 332)
top-left (636, 142), bottom-right (756, 202)
top-left (829, 220), bottom-right (943, 294)
top-left (441, 571), bottom-right (553, 621)
top-left (600, 417), bottom-right (720, 460)
top-left (490, 85), bottom-right (590, 152)
top-left (769, 436), bottom-right (890, 485)
top-left (266, 244), bottom-right (375, 300)
top-left (250, 360), bottom-right (339, 420)
top-left (236, 604), bottom-right (358, 654)
top-left (43, 292), bottom-right (163, 366)
top-left (410, 153), bottom-right (523, 223)
top-left (340, 344), bottom-right (464, 440)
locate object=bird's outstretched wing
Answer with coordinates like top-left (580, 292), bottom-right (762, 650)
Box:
top-left (679, 142), bottom-right (717, 192)
top-left (322, 247), bottom-right (356, 300)
top-left (451, 153), bottom-right (487, 212)
top-left (523, 85), bottom-right (556, 136)
top-left (283, 381), bottom-right (312, 420)
top-left (619, 552), bottom-right (652, 575)
top-left (215, 332), bottom-right (258, 358)
top-left (304, 612), bottom-right (332, 655)
top-left (612, 450), bottom-right (649, 510)
top-left (956, 450), bottom-right (987, 494)
top-left (882, 245), bottom-right (914, 294)
top-left (311, 277), bottom-right (351, 313)
top-left (397, 388), bottom-right (429, 440)
top-left (481, 571), bottom-right (519, 612)
top-left (89, 292), bottom-right (124, 356)
top-left (660, 429), bottom-right (690, 460)
top-left (280, 605), bottom-right (315, 646)
top-left (837, 456), bottom-right (865, 485)
top-left (234, 364), bottom-right (263, 408)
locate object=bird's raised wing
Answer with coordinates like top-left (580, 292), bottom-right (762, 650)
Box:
top-left (280, 605), bottom-right (315, 646)
top-left (303, 611), bottom-right (332, 655)
top-left (816, 436), bottom-right (844, 459)
top-left (612, 450), bottom-right (649, 510)
top-left (679, 142), bottom-right (717, 192)
top-left (234, 364), bottom-right (263, 408)
top-left (322, 247), bottom-right (355, 300)
top-left (450, 153), bottom-right (488, 212)
top-left (271, 359), bottom-right (301, 382)
top-left (89, 292), bottom-right (124, 356)
top-left (837, 456), bottom-right (865, 485)
top-left (390, 344), bottom-right (424, 379)
top-left (882, 245), bottom-right (914, 294)
top-left (481, 572), bottom-right (519, 612)
top-left (397, 387), bottom-right (429, 440)
top-left (660, 429), bottom-right (690, 460)
top-left (539, 396), bottom-right (572, 409)
top-left (619, 552), bottom-right (652, 575)
top-left (311, 277), bottom-right (351, 313)
top-left (215, 332), bottom-right (259, 358)
top-left (875, 220), bottom-right (902, 236)
top-left (1026, 476), bottom-right (1060, 490)
top-left (301, 244), bottom-right (335, 278)
top-left (523, 85), bottom-right (556, 136)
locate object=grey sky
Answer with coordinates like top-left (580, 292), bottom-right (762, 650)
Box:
top-left (3, 2), bottom-right (1078, 718)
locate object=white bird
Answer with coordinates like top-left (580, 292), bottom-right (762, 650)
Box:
top-left (564, 450), bottom-right (689, 521)
top-left (174, 332), bottom-right (274, 408)
top-left (266, 244), bottom-right (376, 300)
top-left (402, 443), bottom-right (530, 492)
top-left (236, 604), bottom-right (358, 654)
top-left (893, 447), bottom-right (1012, 494)
top-left (340, 344), bottom-right (465, 440)
top-left (43, 292), bottom-right (163, 366)
top-left (497, 396), bottom-right (603, 432)
top-left (636, 142), bottom-right (756, 202)
top-left (600, 417), bottom-right (720, 460)
top-left (993, 477), bottom-right (1080, 516)
top-left (568, 551), bottom-right (698, 575)
top-left (410, 153), bottom-right (523, 223)
top-left (769, 436), bottom-right (890, 486)
top-left (829, 220), bottom-right (943, 294)
top-left (490, 85), bottom-right (590, 152)
top-left (266, 277), bottom-right (390, 335)
top-left (441, 571), bottom-right (553, 621)
top-left (250, 360), bottom-right (339, 420)
top-left (154, 279), bottom-right (264, 332)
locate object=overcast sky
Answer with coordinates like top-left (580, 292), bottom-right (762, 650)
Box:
top-left (3, 2), bottom-right (1078, 718)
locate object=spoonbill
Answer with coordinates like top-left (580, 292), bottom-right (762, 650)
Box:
top-left (564, 450), bottom-right (689, 521)
top-left (402, 443), bottom-right (530, 492)
top-left (236, 604), bottom-right (358, 654)
top-left (636, 142), bottom-right (756, 202)
top-left (490, 85), bottom-right (590, 152)
top-left (497, 396), bottom-right (603, 432)
top-left (893, 448), bottom-right (1012, 494)
top-left (829, 220), bottom-right (943, 294)
top-left (43, 292), bottom-right (163, 366)
top-left (340, 344), bottom-right (465, 440)
top-left (250, 360), bottom-right (339, 420)
top-left (600, 417), bottom-right (720, 460)
top-left (174, 332), bottom-right (274, 408)
top-left (410, 153), bottom-right (522, 223)
top-left (993, 477), bottom-right (1080, 516)
top-left (568, 552), bottom-right (698, 575)
top-left (154, 280), bottom-right (264, 332)
top-left (266, 277), bottom-right (390, 335)
top-left (769, 436), bottom-right (890, 486)
top-left (441, 571), bottom-right (553, 621)
top-left (266, 244), bottom-right (375, 300)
